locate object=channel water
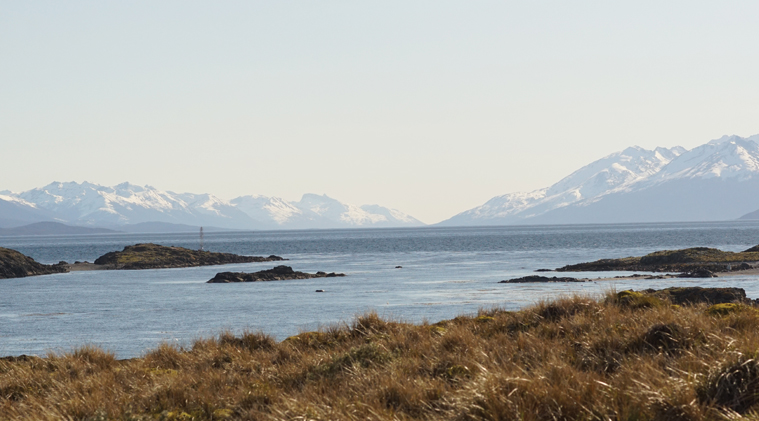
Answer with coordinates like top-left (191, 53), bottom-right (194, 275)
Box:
top-left (2, 222), bottom-right (759, 358)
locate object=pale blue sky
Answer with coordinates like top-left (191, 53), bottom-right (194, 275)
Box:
top-left (2, 1), bottom-right (758, 223)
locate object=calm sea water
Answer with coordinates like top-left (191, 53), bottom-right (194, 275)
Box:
top-left (2, 221), bottom-right (759, 358)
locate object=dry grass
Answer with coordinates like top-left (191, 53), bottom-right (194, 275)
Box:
top-left (4, 291), bottom-right (759, 420)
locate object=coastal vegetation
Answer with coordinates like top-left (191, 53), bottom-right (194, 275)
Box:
top-left (92, 243), bottom-right (285, 270)
top-left (3, 287), bottom-right (759, 420)
top-left (557, 245), bottom-right (759, 273)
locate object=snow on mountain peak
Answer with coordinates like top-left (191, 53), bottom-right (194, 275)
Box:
top-left (230, 195), bottom-right (309, 225)
top-left (360, 204), bottom-right (423, 225)
top-left (653, 137), bottom-right (759, 181)
top-left (440, 133), bottom-right (759, 226)
top-left (229, 194), bottom-right (423, 228)
top-left (296, 194), bottom-right (386, 225)
top-left (708, 134), bottom-right (748, 145)
top-left (3, 183), bottom-right (424, 230)
top-left (545, 145), bottom-right (679, 200)
top-left (0, 193), bottom-right (36, 208)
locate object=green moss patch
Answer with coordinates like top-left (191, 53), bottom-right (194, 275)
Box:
top-left (614, 290), bottom-right (664, 309)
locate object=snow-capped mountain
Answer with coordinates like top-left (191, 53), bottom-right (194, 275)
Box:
top-left (231, 193), bottom-right (424, 229)
top-left (644, 136), bottom-right (759, 183)
top-left (0, 182), bottom-right (424, 231)
top-left (296, 194), bottom-right (424, 228)
top-left (230, 195), bottom-right (322, 229)
top-left (359, 204), bottom-right (424, 226)
top-left (441, 145), bottom-right (686, 225)
top-left (14, 182), bottom-right (258, 229)
top-left (0, 193), bottom-right (53, 228)
top-left (440, 134), bottom-right (759, 226)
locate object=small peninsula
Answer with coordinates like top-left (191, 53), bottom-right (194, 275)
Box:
top-left (207, 265), bottom-right (345, 283)
top-left (0, 247), bottom-right (67, 279)
top-left (556, 245), bottom-right (759, 273)
top-left (93, 243), bottom-right (285, 270)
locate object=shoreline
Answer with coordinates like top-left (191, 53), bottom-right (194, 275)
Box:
top-left (503, 267), bottom-right (759, 283)
top-left (3, 287), bottom-right (758, 419)
top-left (588, 267), bottom-right (759, 281)
top-left (66, 262), bottom-right (111, 271)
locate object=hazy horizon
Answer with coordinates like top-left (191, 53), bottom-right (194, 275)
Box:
top-left (3, 1), bottom-right (759, 223)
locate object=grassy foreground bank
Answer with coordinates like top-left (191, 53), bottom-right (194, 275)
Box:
top-left (3, 291), bottom-right (759, 420)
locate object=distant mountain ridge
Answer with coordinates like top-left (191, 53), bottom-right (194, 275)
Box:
top-left (0, 221), bottom-right (118, 236)
top-left (0, 184), bottom-right (424, 230)
top-left (440, 134), bottom-right (759, 226)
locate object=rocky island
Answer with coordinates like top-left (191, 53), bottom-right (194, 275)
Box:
top-left (0, 247), bottom-right (68, 279)
top-left (207, 265), bottom-right (345, 283)
top-left (556, 245), bottom-right (759, 274)
top-left (93, 243), bottom-right (285, 270)
top-left (500, 275), bottom-right (588, 283)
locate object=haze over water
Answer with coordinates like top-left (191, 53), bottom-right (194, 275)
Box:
top-left (2, 221), bottom-right (759, 359)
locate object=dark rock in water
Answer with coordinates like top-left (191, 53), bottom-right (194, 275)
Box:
top-left (0, 247), bottom-right (68, 279)
top-left (534, 269), bottom-right (553, 272)
top-left (744, 244), bottom-right (759, 253)
top-left (642, 287), bottom-right (747, 305)
top-left (208, 265), bottom-right (345, 283)
top-left (677, 267), bottom-right (718, 278)
top-left (395, 266), bottom-right (402, 269)
top-left (93, 243), bottom-right (285, 270)
top-left (500, 275), bottom-right (587, 283)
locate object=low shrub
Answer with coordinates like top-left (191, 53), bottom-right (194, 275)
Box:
top-left (697, 355), bottom-right (759, 413)
top-left (639, 322), bottom-right (688, 353)
top-left (218, 330), bottom-right (275, 352)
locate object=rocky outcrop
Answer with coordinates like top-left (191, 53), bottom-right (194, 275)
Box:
top-left (0, 247), bottom-right (68, 279)
top-left (637, 287), bottom-right (747, 305)
top-left (499, 275), bottom-right (587, 283)
top-left (93, 243), bottom-right (285, 270)
top-left (207, 265), bottom-right (345, 283)
top-left (557, 246), bottom-right (759, 273)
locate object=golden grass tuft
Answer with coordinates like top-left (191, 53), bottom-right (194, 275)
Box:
top-left (5, 292), bottom-right (759, 419)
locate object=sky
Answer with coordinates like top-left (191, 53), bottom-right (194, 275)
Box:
top-left (1, 1), bottom-right (758, 224)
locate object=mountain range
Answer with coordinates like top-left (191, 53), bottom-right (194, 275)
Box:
top-left (0, 183), bottom-right (424, 231)
top-left (439, 134), bottom-right (759, 226)
top-left (3, 133), bottom-right (759, 232)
